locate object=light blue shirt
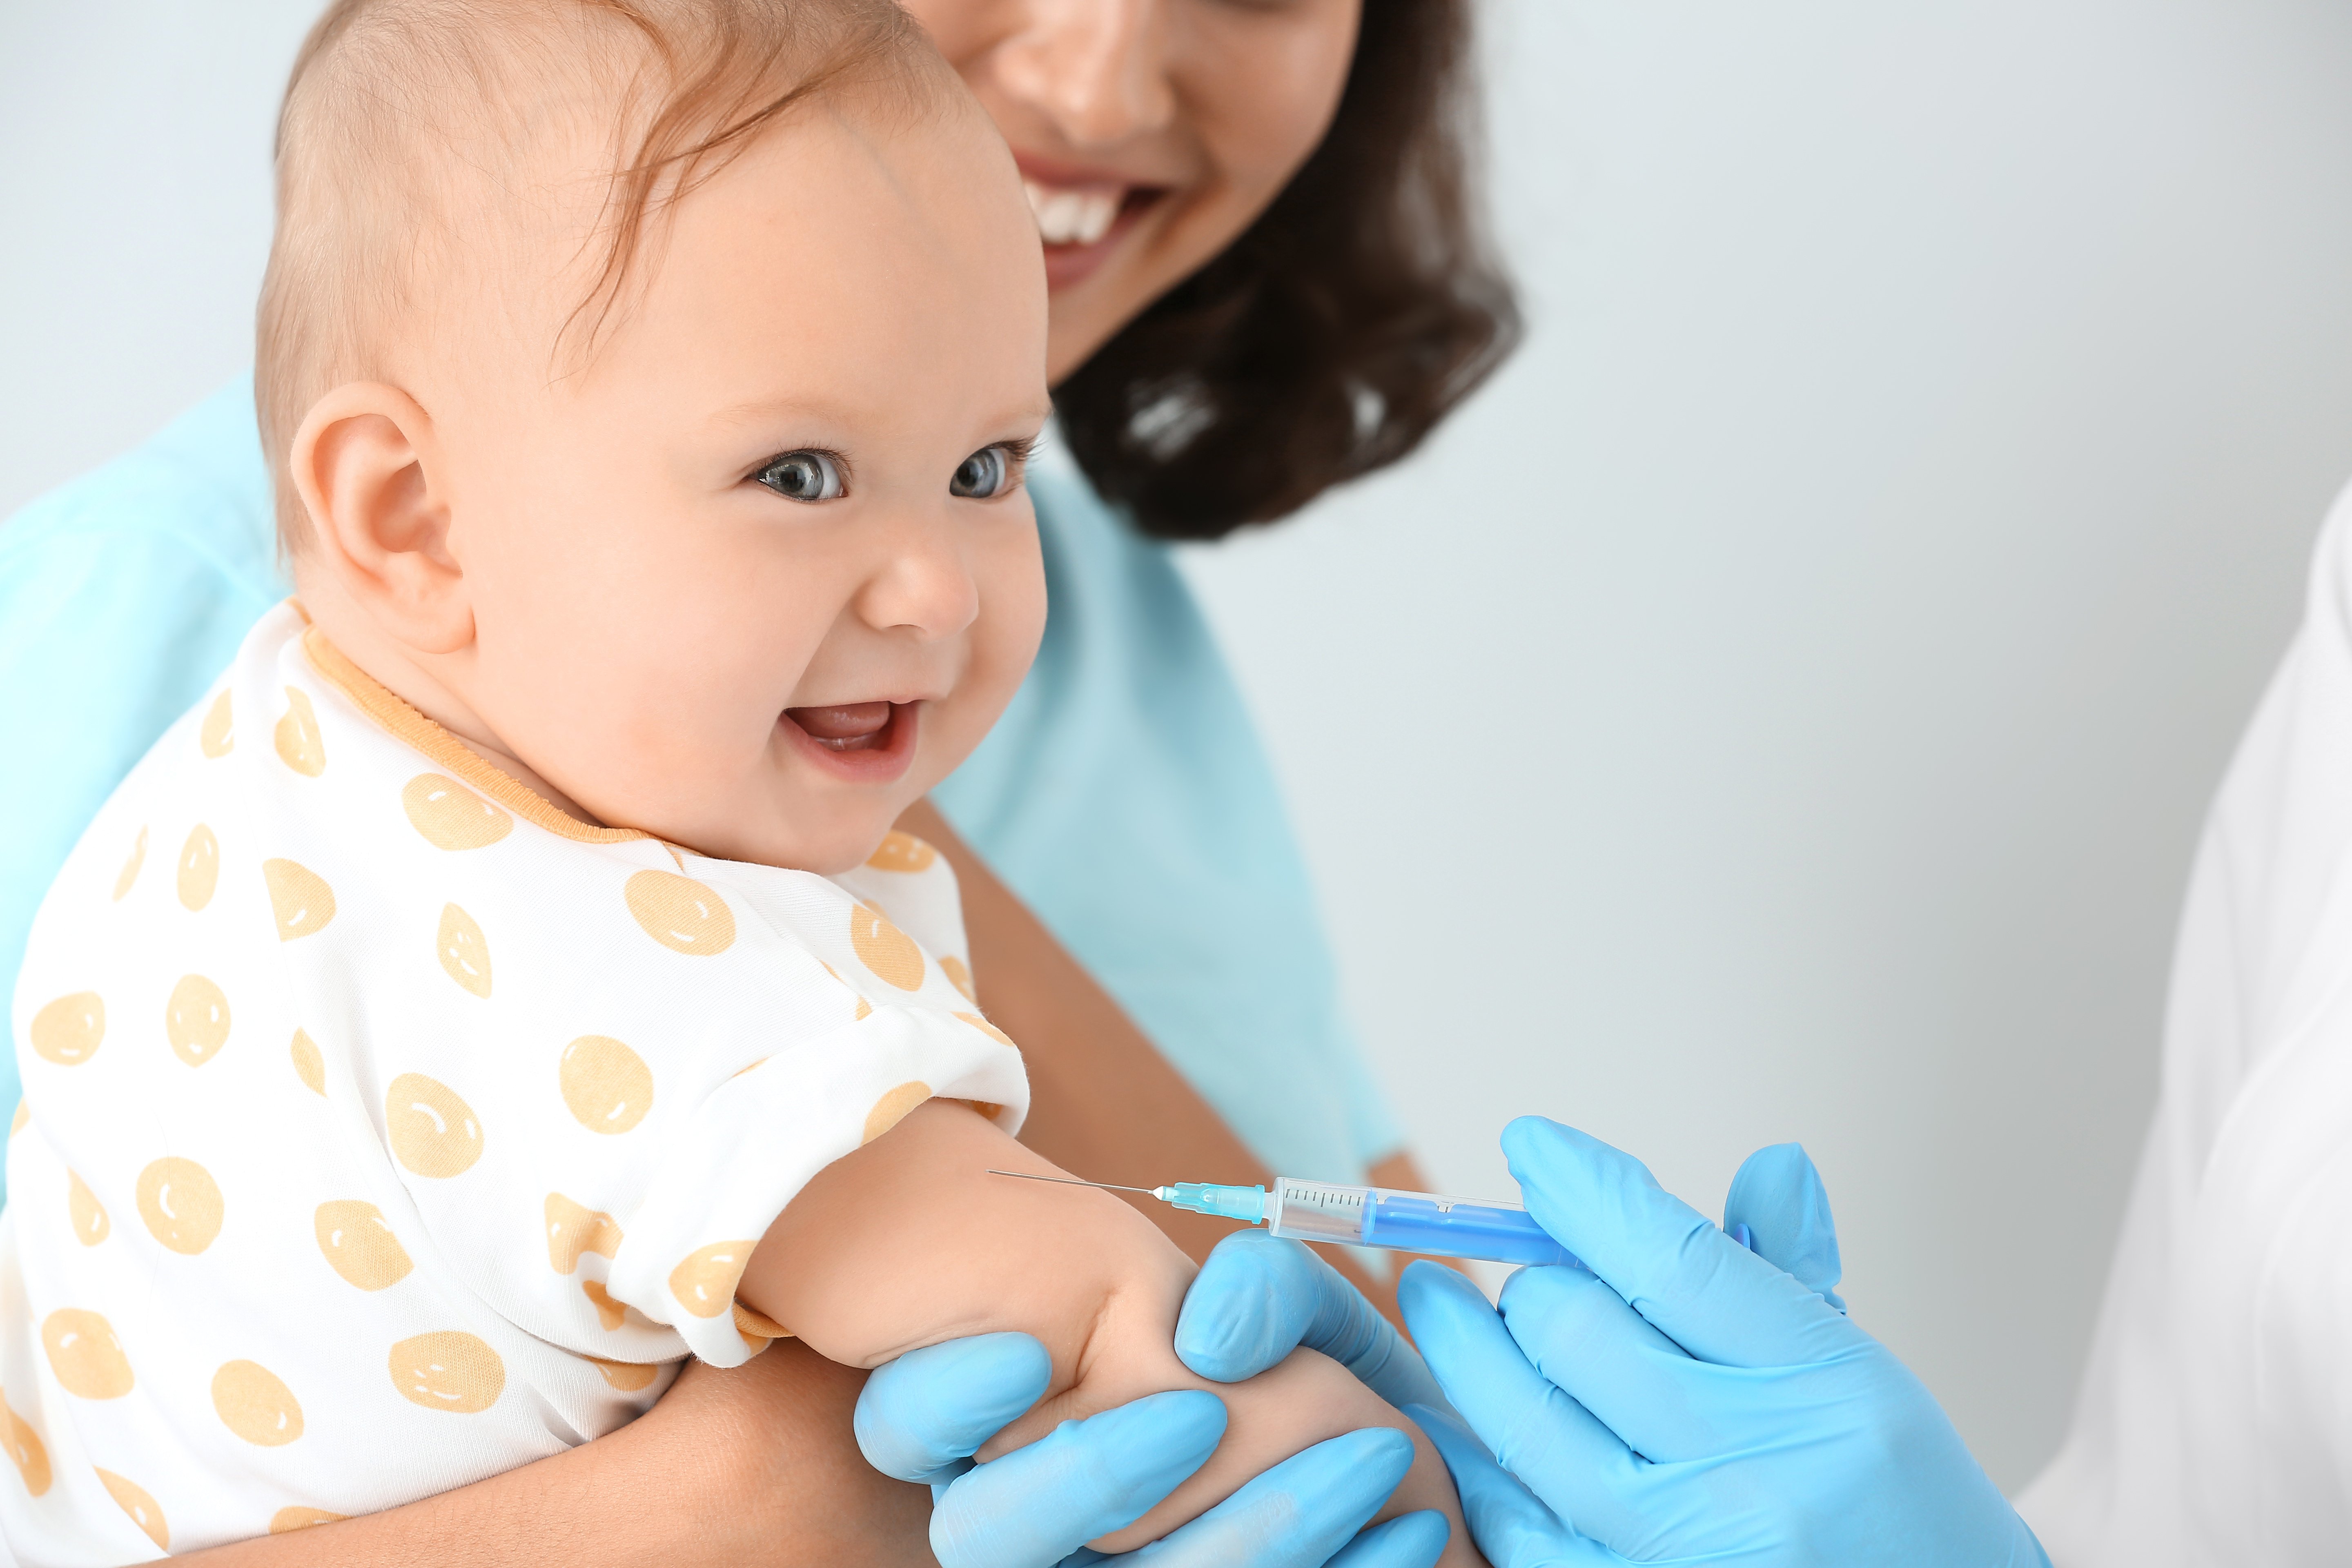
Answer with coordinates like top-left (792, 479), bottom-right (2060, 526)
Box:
top-left (0, 380), bottom-right (1403, 1205)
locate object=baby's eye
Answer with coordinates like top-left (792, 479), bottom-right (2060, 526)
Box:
top-left (754, 450), bottom-right (845, 503)
top-left (949, 445), bottom-right (1018, 501)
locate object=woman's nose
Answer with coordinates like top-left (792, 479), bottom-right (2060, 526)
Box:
top-left (993, 0), bottom-right (1176, 150)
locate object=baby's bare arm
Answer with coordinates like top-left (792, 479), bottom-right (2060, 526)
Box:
top-left (739, 1101), bottom-right (1480, 1560)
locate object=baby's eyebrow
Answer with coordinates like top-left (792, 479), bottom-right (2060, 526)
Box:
top-left (703, 394), bottom-right (858, 431)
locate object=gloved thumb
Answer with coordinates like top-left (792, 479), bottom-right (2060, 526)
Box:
top-left (1723, 1143), bottom-right (1846, 1312)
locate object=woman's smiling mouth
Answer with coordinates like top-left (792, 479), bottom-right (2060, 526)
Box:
top-left (1016, 156), bottom-right (1169, 291)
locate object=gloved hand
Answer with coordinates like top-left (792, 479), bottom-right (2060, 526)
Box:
top-left (854, 1330), bottom-right (1452, 1568)
top-left (1401, 1116), bottom-right (2049, 1567)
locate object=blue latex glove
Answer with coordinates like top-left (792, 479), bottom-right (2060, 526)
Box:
top-left (1401, 1117), bottom-right (2049, 1566)
top-left (855, 1331), bottom-right (1451, 1568)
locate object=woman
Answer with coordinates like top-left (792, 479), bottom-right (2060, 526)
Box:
top-left (0, 0), bottom-right (1515, 1560)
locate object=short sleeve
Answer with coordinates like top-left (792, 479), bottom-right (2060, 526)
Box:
top-left (366, 853), bottom-right (1030, 1368)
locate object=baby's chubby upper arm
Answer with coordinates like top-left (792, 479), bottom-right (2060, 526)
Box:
top-left (736, 1098), bottom-right (1190, 1385)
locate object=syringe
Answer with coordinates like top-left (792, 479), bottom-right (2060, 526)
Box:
top-left (988, 1169), bottom-right (1591, 1270)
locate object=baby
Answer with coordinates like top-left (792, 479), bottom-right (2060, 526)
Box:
top-left (0, 0), bottom-right (1479, 1562)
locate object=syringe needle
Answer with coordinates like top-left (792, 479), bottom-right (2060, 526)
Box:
top-left (986, 1169), bottom-right (1161, 1196)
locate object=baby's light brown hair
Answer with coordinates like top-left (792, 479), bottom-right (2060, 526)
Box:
top-left (256, 0), bottom-right (946, 554)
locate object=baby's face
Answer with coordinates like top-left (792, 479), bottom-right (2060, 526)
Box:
top-left (430, 100), bottom-right (1050, 874)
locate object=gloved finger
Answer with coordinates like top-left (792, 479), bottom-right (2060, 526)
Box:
top-left (857, 1332), bottom-right (1054, 1484)
top-left (1178, 1231), bottom-right (1447, 1412)
top-left (1398, 1260), bottom-right (1645, 1544)
top-left (1722, 1143), bottom-right (1846, 1311)
top-left (1120, 1427), bottom-right (1419, 1568)
top-left (1408, 1403), bottom-right (1626, 1568)
top-left (933, 1390), bottom-right (1227, 1568)
top-left (1501, 1117), bottom-right (1854, 1368)
top-left (1497, 1263), bottom-right (1768, 1463)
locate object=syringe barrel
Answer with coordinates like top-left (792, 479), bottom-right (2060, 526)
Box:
top-left (1265, 1178), bottom-right (1585, 1270)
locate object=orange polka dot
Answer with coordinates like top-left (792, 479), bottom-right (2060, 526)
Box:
top-left (734, 1302), bottom-right (789, 1340)
top-left (388, 1332), bottom-right (504, 1414)
top-left (588, 1357), bottom-right (659, 1392)
top-left (96, 1468), bottom-right (166, 1550)
top-left (136, 1158), bottom-right (223, 1254)
top-left (263, 858), bottom-right (337, 941)
top-left (42, 1310), bottom-right (131, 1399)
top-left (855, 997), bottom-right (873, 1021)
top-left (385, 1075), bottom-right (483, 1178)
top-left (850, 903), bottom-right (923, 991)
top-left (290, 1029), bottom-right (326, 1095)
top-left (315, 1201), bottom-right (412, 1291)
top-left (199, 689), bottom-right (234, 758)
top-left (866, 831), bottom-right (939, 873)
top-left (624, 871), bottom-right (736, 956)
top-left (402, 774), bottom-right (512, 850)
top-left (9, 1100), bottom-right (24, 1136)
top-left (437, 904), bottom-right (492, 998)
top-left (668, 1241), bottom-right (757, 1319)
top-left (940, 954), bottom-right (976, 1002)
top-left (0, 1390), bottom-right (49, 1497)
top-left (956, 1013), bottom-right (1018, 1049)
top-left (213, 1360), bottom-right (303, 1445)
top-left (274, 686), bottom-right (326, 776)
top-left (176, 824), bottom-right (220, 911)
top-left (112, 826), bottom-right (147, 902)
top-left (545, 1193), bottom-right (623, 1273)
top-left (29, 993), bottom-right (103, 1065)
top-left (271, 1507), bottom-right (347, 1533)
top-left (66, 1172), bottom-right (108, 1246)
top-left (581, 1280), bottom-right (628, 1330)
top-left (862, 1081), bottom-right (931, 1145)
top-left (165, 975), bottom-right (232, 1066)
top-left (560, 1036), bottom-right (652, 1135)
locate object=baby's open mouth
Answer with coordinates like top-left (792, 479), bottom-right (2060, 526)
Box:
top-left (784, 702), bottom-right (895, 752)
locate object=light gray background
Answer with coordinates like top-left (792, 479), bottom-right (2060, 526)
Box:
top-left (7, 0), bottom-right (2352, 1496)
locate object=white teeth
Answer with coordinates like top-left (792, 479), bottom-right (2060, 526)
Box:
top-left (1076, 192), bottom-right (1118, 245)
top-left (1023, 180), bottom-right (1121, 247)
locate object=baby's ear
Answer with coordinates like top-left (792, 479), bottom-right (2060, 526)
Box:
top-left (288, 382), bottom-right (472, 655)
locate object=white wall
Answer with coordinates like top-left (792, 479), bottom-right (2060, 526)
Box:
top-left (7, 0), bottom-right (2352, 1499)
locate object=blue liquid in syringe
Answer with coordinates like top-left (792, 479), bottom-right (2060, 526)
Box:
top-left (1358, 1192), bottom-right (1584, 1269)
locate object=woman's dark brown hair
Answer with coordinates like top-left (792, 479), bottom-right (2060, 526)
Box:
top-left (1056, 0), bottom-right (1518, 541)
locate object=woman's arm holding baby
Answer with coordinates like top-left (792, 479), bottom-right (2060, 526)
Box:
top-left (177, 1341), bottom-right (930, 1567)
top-left (740, 1099), bottom-right (1479, 1562)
